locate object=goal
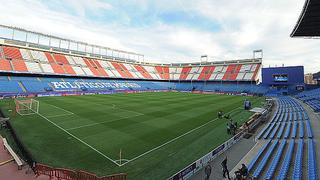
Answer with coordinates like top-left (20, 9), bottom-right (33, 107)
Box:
top-left (15, 99), bottom-right (39, 116)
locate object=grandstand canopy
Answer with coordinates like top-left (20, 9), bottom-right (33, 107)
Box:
top-left (291, 0), bottom-right (320, 38)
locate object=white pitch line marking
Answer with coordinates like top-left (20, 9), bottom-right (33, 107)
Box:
top-left (47, 104), bottom-right (74, 115)
top-left (66, 114), bottom-right (143, 131)
top-left (85, 101), bottom-right (144, 116)
top-left (46, 113), bottom-right (74, 118)
top-left (119, 106), bottom-right (242, 166)
top-left (35, 112), bottom-right (120, 166)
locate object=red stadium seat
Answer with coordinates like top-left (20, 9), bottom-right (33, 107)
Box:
top-left (222, 64), bottom-right (236, 80)
top-left (63, 65), bottom-right (76, 75)
top-left (50, 63), bottom-right (65, 74)
top-left (89, 67), bottom-right (101, 76)
top-left (93, 60), bottom-right (103, 68)
top-left (11, 59), bottom-right (28, 72)
top-left (83, 58), bottom-right (103, 76)
top-left (155, 66), bottom-right (169, 80)
top-left (44, 52), bottom-right (56, 63)
top-left (97, 68), bottom-right (108, 77)
top-left (162, 66), bottom-right (170, 79)
top-left (3, 46), bottom-right (23, 60)
top-left (111, 62), bottom-right (129, 78)
top-left (0, 59), bottom-right (12, 71)
top-left (198, 66), bottom-right (215, 80)
top-left (53, 54), bottom-right (70, 65)
top-left (118, 63), bottom-right (134, 78)
top-left (228, 64), bottom-right (242, 80)
top-left (134, 65), bottom-right (153, 79)
top-left (252, 64), bottom-right (261, 80)
top-left (179, 67), bottom-right (192, 80)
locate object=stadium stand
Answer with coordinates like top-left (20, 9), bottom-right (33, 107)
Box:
top-left (0, 43), bottom-right (269, 96)
top-left (0, 45), bottom-right (262, 82)
top-left (248, 97), bottom-right (318, 179)
top-left (296, 87), bottom-right (320, 112)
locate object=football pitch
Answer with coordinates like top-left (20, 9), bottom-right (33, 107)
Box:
top-left (1, 92), bottom-right (264, 179)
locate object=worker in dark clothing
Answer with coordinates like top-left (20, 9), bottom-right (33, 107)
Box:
top-left (204, 164), bottom-right (212, 180)
top-left (221, 157), bottom-right (230, 180)
top-left (234, 171), bottom-right (242, 180)
top-left (240, 164), bottom-right (248, 177)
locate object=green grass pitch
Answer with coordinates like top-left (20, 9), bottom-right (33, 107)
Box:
top-left (0, 92), bottom-right (264, 179)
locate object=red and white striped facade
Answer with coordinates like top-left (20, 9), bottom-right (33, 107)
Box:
top-left (0, 45), bottom-right (261, 81)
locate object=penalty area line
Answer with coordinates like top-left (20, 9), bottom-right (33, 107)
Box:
top-left (119, 106), bottom-right (242, 166)
top-left (46, 113), bottom-right (74, 118)
top-left (35, 112), bottom-right (120, 167)
top-left (47, 104), bottom-right (75, 115)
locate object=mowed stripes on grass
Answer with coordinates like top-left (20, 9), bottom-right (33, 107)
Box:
top-left (3, 92), bottom-right (264, 179)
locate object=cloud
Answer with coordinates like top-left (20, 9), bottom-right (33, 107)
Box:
top-left (0, 0), bottom-right (318, 73)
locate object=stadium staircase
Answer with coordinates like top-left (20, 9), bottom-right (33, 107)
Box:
top-left (243, 97), bottom-right (318, 180)
top-left (17, 82), bottom-right (27, 93)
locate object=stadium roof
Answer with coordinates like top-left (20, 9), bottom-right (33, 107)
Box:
top-left (291, 0), bottom-right (320, 38)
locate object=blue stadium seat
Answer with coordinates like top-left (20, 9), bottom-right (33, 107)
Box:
top-left (292, 139), bottom-right (304, 180)
top-left (306, 120), bottom-right (313, 138)
top-left (248, 139), bottom-right (272, 172)
top-left (291, 121), bottom-right (297, 138)
top-left (256, 123), bottom-right (271, 139)
top-left (269, 123), bottom-right (280, 139)
top-left (283, 122), bottom-right (292, 139)
top-left (308, 139), bottom-right (318, 180)
top-left (299, 121), bottom-right (304, 139)
top-left (276, 123), bottom-right (286, 139)
top-left (0, 81), bottom-right (24, 93)
top-left (265, 140), bottom-right (286, 180)
top-left (253, 140), bottom-right (279, 179)
top-left (277, 140), bottom-right (295, 180)
top-left (263, 123), bottom-right (276, 139)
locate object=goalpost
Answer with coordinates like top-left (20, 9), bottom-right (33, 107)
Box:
top-left (15, 99), bottom-right (39, 116)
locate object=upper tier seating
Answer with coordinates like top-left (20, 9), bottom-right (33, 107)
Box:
top-left (3, 46), bottom-right (23, 60)
top-left (0, 59), bottom-right (12, 71)
top-left (0, 45), bottom-right (261, 81)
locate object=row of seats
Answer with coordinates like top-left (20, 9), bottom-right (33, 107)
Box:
top-left (0, 46), bottom-right (261, 81)
top-left (296, 88), bottom-right (320, 112)
top-left (249, 97), bottom-right (317, 179)
top-left (277, 140), bottom-right (295, 179)
top-left (264, 140), bottom-right (286, 179)
top-left (308, 139), bottom-right (318, 179)
top-left (256, 97), bottom-right (312, 139)
top-left (292, 139), bottom-right (304, 179)
top-left (0, 75), bottom-right (268, 95)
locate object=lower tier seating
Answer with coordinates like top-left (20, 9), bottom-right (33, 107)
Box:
top-left (0, 75), bottom-right (268, 95)
top-left (249, 97), bottom-right (318, 180)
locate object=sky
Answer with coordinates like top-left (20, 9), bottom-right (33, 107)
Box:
top-left (0, 0), bottom-right (319, 73)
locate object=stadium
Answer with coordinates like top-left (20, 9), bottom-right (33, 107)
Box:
top-left (0, 0), bottom-right (319, 180)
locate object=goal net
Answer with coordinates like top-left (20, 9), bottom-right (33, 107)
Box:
top-left (15, 99), bottom-right (39, 116)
